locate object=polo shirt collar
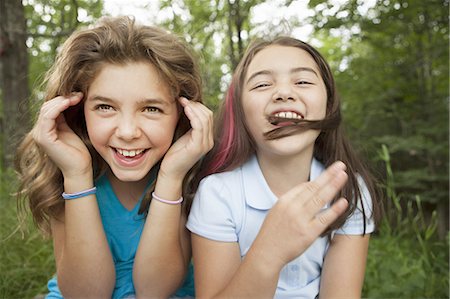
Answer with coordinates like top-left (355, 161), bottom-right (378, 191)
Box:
top-left (241, 155), bottom-right (324, 210)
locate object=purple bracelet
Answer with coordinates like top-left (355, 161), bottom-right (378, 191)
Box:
top-left (152, 192), bottom-right (183, 205)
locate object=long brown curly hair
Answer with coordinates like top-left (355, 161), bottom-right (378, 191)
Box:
top-left (15, 16), bottom-right (203, 235)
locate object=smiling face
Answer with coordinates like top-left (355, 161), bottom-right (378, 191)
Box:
top-left (84, 62), bottom-right (179, 183)
top-left (242, 45), bottom-right (327, 160)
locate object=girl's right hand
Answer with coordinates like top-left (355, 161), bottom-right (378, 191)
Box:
top-left (32, 93), bottom-right (92, 178)
top-left (252, 161), bottom-right (349, 270)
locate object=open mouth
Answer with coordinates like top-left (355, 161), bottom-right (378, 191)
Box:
top-left (268, 111), bottom-right (304, 126)
top-left (113, 148), bottom-right (148, 159)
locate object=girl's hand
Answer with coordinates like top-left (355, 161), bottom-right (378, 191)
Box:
top-left (160, 97), bottom-right (213, 180)
top-left (32, 93), bottom-right (92, 178)
top-left (253, 161), bottom-right (349, 270)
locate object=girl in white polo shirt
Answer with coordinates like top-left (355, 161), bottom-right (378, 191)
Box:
top-left (187, 36), bottom-right (381, 298)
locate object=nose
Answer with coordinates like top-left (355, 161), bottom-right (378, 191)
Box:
top-left (115, 115), bottom-right (141, 140)
top-left (273, 82), bottom-right (296, 102)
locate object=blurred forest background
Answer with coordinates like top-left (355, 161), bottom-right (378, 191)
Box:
top-left (0, 0), bottom-right (448, 298)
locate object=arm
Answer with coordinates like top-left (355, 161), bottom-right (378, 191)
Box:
top-left (319, 234), bottom-right (370, 299)
top-left (35, 94), bottom-right (115, 298)
top-left (192, 235), bottom-right (280, 299)
top-left (191, 162), bottom-right (350, 298)
top-left (133, 98), bottom-right (213, 298)
top-left (51, 191), bottom-right (115, 298)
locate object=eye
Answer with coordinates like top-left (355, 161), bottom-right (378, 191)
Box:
top-left (295, 80), bottom-right (313, 85)
top-left (252, 83), bottom-right (272, 90)
top-left (95, 104), bottom-right (114, 111)
top-left (144, 106), bottom-right (162, 113)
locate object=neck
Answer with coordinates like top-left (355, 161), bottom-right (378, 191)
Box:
top-left (107, 170), bottom-right (153, 210)
top-left (256, 149), bottom-right (314, 198)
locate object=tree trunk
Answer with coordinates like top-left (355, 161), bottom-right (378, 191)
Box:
top-left (0, 0), bottom-right (30, 170)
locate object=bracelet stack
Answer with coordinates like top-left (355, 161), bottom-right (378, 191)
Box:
top-left (62, 187), bottom-right (97, 200)
top-left (152, 192), bottom-right (183, 205)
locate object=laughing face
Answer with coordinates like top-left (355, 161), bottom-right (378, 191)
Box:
top-left (84, 62), bottom-right (179, 182)
top-left (242, 45), bottom-right (327, 160)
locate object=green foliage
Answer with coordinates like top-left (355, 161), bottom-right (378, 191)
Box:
top-left (309, 0), bottom-right (449, 212)
top-left (25, 0), bottom-right (104, 102)
top-left (158, 0), bottom-right (296, 109)
top-left (0, 174), bottom-right (55, 299)
top-left (362, 145), bottom-right (449, 298)
top-left (158, 0), bottom-right (262, 109)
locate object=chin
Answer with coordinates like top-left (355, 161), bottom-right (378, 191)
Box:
top-left (110, 169), bottom-right (150, 183)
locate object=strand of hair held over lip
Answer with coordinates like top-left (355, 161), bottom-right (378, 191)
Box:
top-left (264, 109), bottom-right (341, 140)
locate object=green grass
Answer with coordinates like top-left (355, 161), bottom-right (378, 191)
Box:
top-left (362, 145), bottom-right (449, 298)
top-left (1, 171), bottom-right (55, 299)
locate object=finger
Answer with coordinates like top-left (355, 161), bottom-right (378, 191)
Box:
top-left (287, 161), bottom-right (347, 214)
top-left (39, 93), bottom-right (83, 124)
top-left (310, 197), bottom-right (348, 234)
top-left (183, 99), bottom-right (213, 146)
top-left (304, 163), bottom-right (348, 215)
top-left (40, 96), bottom-right (70, 121)
top-left (188, 102), bottom-right (213, 148)
top-left (35, 94), bottom-right (82, 142)
top-left (179, 98), bottom-right (207, 144)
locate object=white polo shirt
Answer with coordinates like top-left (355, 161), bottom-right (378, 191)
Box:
top-left (187, 155), bottom-right (374, 298)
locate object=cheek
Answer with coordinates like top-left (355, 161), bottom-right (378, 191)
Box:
top-left (242, 95), bottom-right (260, 122)
top-left (84, 113), bottom-right (111, 150)
top-left (149, 118), bottom-right (179, 148)
top-left (309, 92), bottom-right (328, 119)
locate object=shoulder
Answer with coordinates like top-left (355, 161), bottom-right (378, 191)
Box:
top-left (335, 175), bottom-right (375, 235)
top-left (187, 166), bottom-right (245, 242)
top-left (195, 166), bottom-right (245, 210)
top-left (199, 167), bottom-right (243, 188)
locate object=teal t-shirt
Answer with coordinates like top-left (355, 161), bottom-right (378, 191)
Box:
top-left (46, 174), bottom-right (194, 299)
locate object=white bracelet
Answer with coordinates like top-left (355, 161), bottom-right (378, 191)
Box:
top-left (152, 192), bottom-right (183, 205)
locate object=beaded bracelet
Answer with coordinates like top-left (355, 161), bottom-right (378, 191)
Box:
top-left (62, 187), bottom-right (97, 200)
top-left (152, 192), bottom-right (183, 205)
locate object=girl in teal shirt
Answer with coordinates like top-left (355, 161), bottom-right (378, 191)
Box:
top-left (16, 16), bottom-right (212, 298)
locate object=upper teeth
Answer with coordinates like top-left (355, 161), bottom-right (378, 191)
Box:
top-left (116, 148), bottom-right (145, 157)
top-left (273, 111), bottom-right (303, 119)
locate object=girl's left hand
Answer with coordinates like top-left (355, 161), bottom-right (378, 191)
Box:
top-left (159, 97), bottom-right (213, 180)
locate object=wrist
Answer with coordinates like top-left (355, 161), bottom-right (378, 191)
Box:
top-left (244, 246), bottom-right (284, 280)
top-left (249, 237), bottom-right (286, 273)
top-left (158, 165), bottom-right (187, 182)
top-left (153, 174), bottom-right (183, 203)
top-left (156, 169), bottom-right (185, 187)
top-left (63, 171), bottom-right (94, 194)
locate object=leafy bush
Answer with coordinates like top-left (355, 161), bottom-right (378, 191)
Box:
top-left (362, 145), bottom-right (449, 298)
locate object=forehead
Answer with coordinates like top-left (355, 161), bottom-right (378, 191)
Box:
top-left (245, 45), bottom-right (320, 79)
top-left (88, 62), bottom-right (174, 103)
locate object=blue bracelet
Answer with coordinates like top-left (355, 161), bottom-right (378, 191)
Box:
top-left (62, 187), bottom-right (97, 200)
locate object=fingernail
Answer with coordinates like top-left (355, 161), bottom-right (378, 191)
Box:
top-left (336, 198), bottom-right (349, 210)
top-left (179, 97), bottom-right (189, 103)
top-left (70, 92), bottom-right (83, 99)
top-left (332, 161), bottom-right (346, 171)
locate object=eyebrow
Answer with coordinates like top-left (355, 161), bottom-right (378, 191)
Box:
top-left (246, 67), bottom-right (319, 85)
top-left (88, 95), bottom-right (172, 106)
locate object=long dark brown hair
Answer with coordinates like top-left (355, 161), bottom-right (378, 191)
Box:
top-left (15, 16), bottom-right (203, 234)
top-left (198, 37), bottom-right (382, 234)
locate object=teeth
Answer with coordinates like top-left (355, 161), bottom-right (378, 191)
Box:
top-left (274, 111), bottom-right (303, 119)
top-left (116, 148), bottom-right (145, 157)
